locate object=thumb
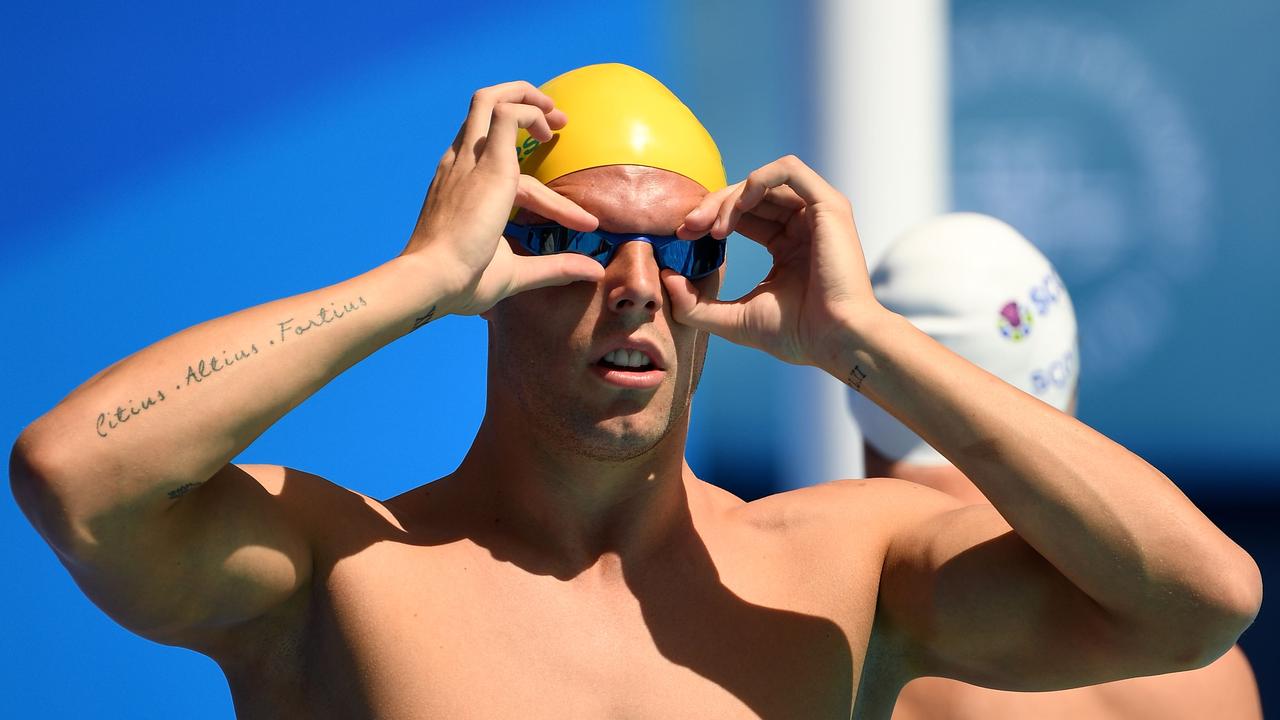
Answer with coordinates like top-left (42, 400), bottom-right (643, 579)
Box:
top-left (661, 270), bottom-right (747, 344)
top-left (509, 253), bottom-right (605, 294)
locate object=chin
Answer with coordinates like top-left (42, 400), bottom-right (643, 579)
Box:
top-left (506, 366), bottom-right (691, 462)
top-left (568, 411), bottom-right (674, 462)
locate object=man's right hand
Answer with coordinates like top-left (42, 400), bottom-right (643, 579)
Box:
top-left (402, 80), bottom-right (606, 316)
top-left (11, 80), bottom-right (617, 655)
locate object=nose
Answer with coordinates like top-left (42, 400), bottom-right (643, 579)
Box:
top-left (604, 240), bottom-right (663, 319)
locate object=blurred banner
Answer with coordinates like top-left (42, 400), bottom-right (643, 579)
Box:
top-left (947, 0), bottom-right (1280, 483)
top-left (713, 0), bottom-right (1280, 496)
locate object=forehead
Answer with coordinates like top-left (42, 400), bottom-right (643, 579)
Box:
top-left (545, 165), bottom-right (708, 234)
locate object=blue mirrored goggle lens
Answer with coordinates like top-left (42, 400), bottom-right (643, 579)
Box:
top-left (525, 224), bottom-right (609, 257)
top-left (653, 233), bottom-right (725, 279)
top-left (505, 222), bottom-right (724, 279)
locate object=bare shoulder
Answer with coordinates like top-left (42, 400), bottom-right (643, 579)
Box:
top-left (38, 463), bottom-right (365, 662)
top-left (735, 477), bottom-right (962, 541)
top-left (231, 463), bottom-right (406, 534)
top-left (194, 464), bottom-right (403, 662)
top-left (723, 477), bottom-right (975, 605)
top-left (231, 462), bottom-right (348, 498)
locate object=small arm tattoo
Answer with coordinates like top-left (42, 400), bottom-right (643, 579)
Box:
top-left (845, 365), bottom-right (867, 391)
top-left (410, 305), bottom-right (437, 332)
top-left (167, 482), bottom-right (204, 500)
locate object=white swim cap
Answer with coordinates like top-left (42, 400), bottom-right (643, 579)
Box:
top-left (849, 213), bottom-right (1079, 466)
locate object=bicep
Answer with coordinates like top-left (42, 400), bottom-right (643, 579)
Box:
top-left (59, 463), bottom-right (313, 649)
top-left (880, 502), bottom-right (1153, 690)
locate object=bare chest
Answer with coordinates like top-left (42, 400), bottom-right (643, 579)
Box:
top-left (283, 537), bottom-right (875, 720)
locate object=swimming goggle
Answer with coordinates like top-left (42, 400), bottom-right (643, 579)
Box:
top-left (503, 221), bottom-right (726, 280)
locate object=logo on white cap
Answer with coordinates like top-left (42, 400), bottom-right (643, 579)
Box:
top-left (849, 213), bottom-right (1079, 467)
top-left (997, 300), bottom-right (1034, 341)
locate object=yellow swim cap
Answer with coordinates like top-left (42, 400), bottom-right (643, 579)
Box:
top-left (516, 63), bottom-right (727, 192)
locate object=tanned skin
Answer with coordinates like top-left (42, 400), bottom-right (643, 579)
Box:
top-left (10, 81), bottom-right (1262, 719)
top-left (864, 444), bottom-right (1264, 720)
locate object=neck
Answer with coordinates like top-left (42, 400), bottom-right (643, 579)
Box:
top-left (451, 405), bottom-right (700, 576)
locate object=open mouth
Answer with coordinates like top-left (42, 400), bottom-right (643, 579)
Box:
top-left (597, 349), bottom-right (657, 372)
top-left (592, 348), bottom-right (665, 389)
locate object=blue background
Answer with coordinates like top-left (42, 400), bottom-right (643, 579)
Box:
top-left (2, 2), bottom-right (680, 715)
top-left (3, 1), bottom-right (1276, 716)
top-left (951, 0), bottom-right (1280, 483)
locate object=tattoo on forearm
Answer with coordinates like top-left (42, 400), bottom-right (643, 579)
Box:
top-left (276, 296), bottom-right (368, 343)
top-left (183, 344), bottom-right (260, 386)
top-left (93, 295), bottom-right (369, 439)
top-left (167, 482), bottom-right (204, 500)
top-left (410, 305), bottom-right (437, 332)
top-left (844, 365), bottom-right (867, 391)
top-left (96, 390), bottom-right (168, 438)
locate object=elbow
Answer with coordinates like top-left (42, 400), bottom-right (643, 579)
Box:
top-left (1156, 551), bottom-right (1263, 672)
top-left (9, 426), bottom-right (90, 560)
top-left (11, 425), bottom-right (60, 498)
top-left (1210, 551), bottom-right (1264, 646)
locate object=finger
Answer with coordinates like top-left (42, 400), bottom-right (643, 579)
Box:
top-left (660, 269), bottom-right (749, 345)
top-left (712, 183), bottom-right (751, 239)
top-left (733, 214), bottom-right (786, 249)
top-left (740, 154), bottom-right (842, 209)
top-left (678, 182), bottom-right (742, 238)
top-left (514, 175), bottom-right (599, 231)
top-left (743, 198), bottom-right (796, 224)
top-left (478, 103), bottom-right (553, 170)
top-left (714, 184), bottom-right (799, 240)
top-left (760, 184), bottom-right (806, 210)
top-left (718, 183), bottom-right (805, 238)
top-left (546, 107), bottom-right (567, 131)
top-left (509, 252), bottom-right (605, 294)
top-left (455, 81), bottom-right (557, 157)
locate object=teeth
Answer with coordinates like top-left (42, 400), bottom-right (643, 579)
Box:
top-left (601, 348), bottom-right (653, 369)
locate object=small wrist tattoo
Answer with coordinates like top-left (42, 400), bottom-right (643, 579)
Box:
top-left (410, 304), bottom-right (437, 332)
top-left (845, 365), bottom-right (867, 391)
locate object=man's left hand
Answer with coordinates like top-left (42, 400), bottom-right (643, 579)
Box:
top-left (660, 155), bottom-right (880, 368)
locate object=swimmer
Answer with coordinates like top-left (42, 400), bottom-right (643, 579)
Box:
top-left (846, 213), bottom-right (1263, 719)
top-left (10, 64), bottom-right (1262, 718)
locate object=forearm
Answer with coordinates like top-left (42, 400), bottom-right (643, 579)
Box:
top-left (823, 309), bottom-right (1261, 630)
top-left (13, 251), bottom-right (452, 526)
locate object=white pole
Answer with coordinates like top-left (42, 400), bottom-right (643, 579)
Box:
top-left (787, 0), bottom-right (950, 486)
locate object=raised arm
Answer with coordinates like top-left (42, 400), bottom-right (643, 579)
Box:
top-left (9, 80), bottom-right (606, 649)
top-left (661, 154), bottom-right (1262, 688)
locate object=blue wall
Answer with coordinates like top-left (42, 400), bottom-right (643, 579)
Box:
top-left (951, 0), bottom-right (1280, 484)
top-left (1, 2), bottom-right (674, 715)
